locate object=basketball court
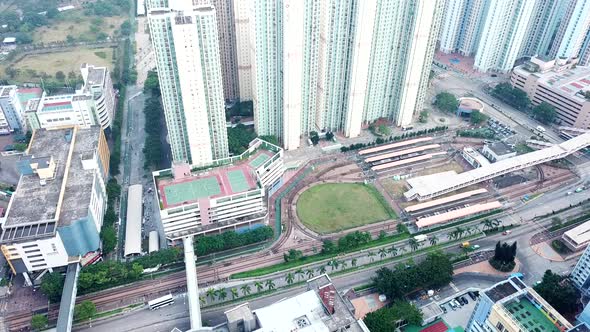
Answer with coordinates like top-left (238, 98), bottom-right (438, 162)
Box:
top-left (227, 169), bottom-right (251, 193)
top-left (163, 176), bottom-right (221, 206)
top-left (249, 152), bottom-right (271, 169)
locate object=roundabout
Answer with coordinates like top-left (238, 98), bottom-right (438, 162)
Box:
top-left (295, 182), bottom-right (394, 234)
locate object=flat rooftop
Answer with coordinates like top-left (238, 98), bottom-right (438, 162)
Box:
top-left (504, 297), bottom-right (559, 332)
top-left (254, 274), bottom-right (366, 332)
top-left (486, 141), bottom-right (515, 156)
top-left (84, 65), bottom-right (106, 87)
top-left (563, 220), bottom-right (590, 245)
top-left (515, 65), bottom-right (590, 101)
top-left (1, 127), bottom-right (101, 242)
top-left (485, 280), bottom-right (518, 303)
top-left (156, 148), bottom-right (275, 209)
top-left (16, 87), bottom-right (43, 109)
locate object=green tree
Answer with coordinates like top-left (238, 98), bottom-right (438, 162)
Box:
top-left (309, 131), bottom-right (320, 145)
top-left (492, 83), bottom-right (530, 110)
top-left (325, 131), bottom-right (334, 141)
top-left (55, 71), bottom-right (65, 81)
top-left (217, 288), bottom-right (228, 301)
top-left (206, 288), bottom-right (216, 301)
top-left (321, 240), bottom-right (336, 254)
top-left (306, 269), bottom-right (314, 279)
top-left (429, 235), bottom-right (439, 246)
top-left (317, 265), bottom-right (327, 274)
top-left (240, 284), bottom-right (251, 296)
top-left (378, 248), bottom-right (387, 260)
top-left (74, 300), bottom-right (96, 321)
top-left (120, 20), bottom-right (132, 36)
top-left (368, 251), bottom-right (376, 262)
top-left (434, 92), bottom-right (459, 113)
top-left (534, 270), bottom-right (579, 315)
top-left (295, 268), bottom-right (305, 281)
top-left (419, 110), bottom-right (429, 123)
top-left (351, 258), bottom-right (358, 267)
top-left (397, 223), bottom-right (408, 234)
top-left (364, 301), bottom-right (423, 332)
top-left (533, 102), bottom-right (556, 124)
top-left (285, 273), bottom-right (294, 284)
top-left (408, 238), bottom-right (419, 251)
top-left (254, 281), bottom-right (263, 292)
top-left (230, 288), bottom-right (239, 299)
top-left (40, 272), bottom-right (64, 303)
top-left (31, 314), bottom-right (48, 331)
top-left (470, 110), bottom-right (487, 124)
top-left (227, 124), bottom-right (257, 154)
top-left (258, 135), bottom-right (279, 145)
top-left (143, 71), bottom-right (161, 96)
top-left (100, 226), bottom-right (117, 254)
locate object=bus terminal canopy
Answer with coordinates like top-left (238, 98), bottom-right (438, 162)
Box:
top-left (124, 184), bottom-right (142, 257)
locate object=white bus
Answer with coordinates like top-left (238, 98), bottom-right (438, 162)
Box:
top-left (148, 294), bottom-right (174, 310)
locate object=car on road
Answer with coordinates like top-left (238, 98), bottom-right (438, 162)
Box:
top-left (440, 305), bottom-right (447, 313)
top-left (502, 230), bottom-right (512, 235)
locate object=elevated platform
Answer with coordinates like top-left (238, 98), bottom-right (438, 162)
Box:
top-left (405, 132), bottom-right (590, 201)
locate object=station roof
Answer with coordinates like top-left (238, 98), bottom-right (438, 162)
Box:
top-left (359, 137), bottom-right (433, 155)
top-left (405, 132), bottom-right (590, 200)
top-left (485, 141), bottom-right (515, 156)
top-left (415, 201), bottom-right (502, 228)
top-left (405, 188), bottom-right (488, 213)
top-left (563, 221), bottom-right (590, 246)
top-left (124, 184), bottom-right (142, 257)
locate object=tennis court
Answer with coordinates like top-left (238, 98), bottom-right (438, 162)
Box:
top-left (249, 153), bottom-right (270, 168)
top-left (227, 169), bottom-right (251, 193)
top-left (163, 176), bottom-right (221, 206)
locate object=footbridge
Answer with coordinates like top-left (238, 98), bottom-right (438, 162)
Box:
top-left (404, 132), bottom-right (590, 201)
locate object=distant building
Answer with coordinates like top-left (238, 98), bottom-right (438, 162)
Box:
top-left (0, 86), bottom-right (27, 133)
top-left (482, 142), bottom-right (517, 162)
top-left (224, 274), bottom-right (370, 332)
top-left (80, 63), bottom-right (116, 130)
top-left (462, 147), bottom-right (491, 168)
top-left (511, 57), bottom-right (590, 129)
top-left (571, 243), bottom-right (590, 296)
top-left (0, 127), bottom-right (109, 285)
top-left (562, 221), bottom-right (590, 251)
top-left (24, 63), bottom-right (115, 131)
top-left (466, 276), bottom-right (573, 332)
top-left (152, 138), bottom-right (284, 240)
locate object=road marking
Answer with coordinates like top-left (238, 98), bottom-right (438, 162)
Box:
top-left (449, 282), bottom-right (459, 292)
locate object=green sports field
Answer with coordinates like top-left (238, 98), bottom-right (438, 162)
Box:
top-left (296, 183), bottom-right (394, 234)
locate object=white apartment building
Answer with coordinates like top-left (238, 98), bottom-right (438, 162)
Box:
top-left (210, 0), bottom-right (239, 101)
top-left (147, 2), bottom-right (229, 165)
top-left (31, 94), bottom-right (96, 130)
top-left (520, 0), bottom-right (568, 58)
top-left (0, 86), bottom-right (26, 133)
top-left (438, 0), bottom-right (486, 56)
top-left (572, 244), bottom-right (590, 296)
top-left (474, 0), bottom-right (536, 72)
top-left (233, 0), bottom-right (253, 101)
top-left (152, 138), bottom-right (284, 240)
top-left (80, 63), bottom-right (116, 130)
top-left (548, 0), bottom-right (590, 60)
top-left (0, 127), bottom-right (109, 283)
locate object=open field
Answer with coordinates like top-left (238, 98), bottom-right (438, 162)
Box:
top-left (296, 183), bottom-right (391, 234)
top-left (2, 47), bottom-right (115, 82)
top-left (32, 11), bottom-right (126, 44)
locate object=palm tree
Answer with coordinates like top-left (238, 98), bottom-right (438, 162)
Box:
top-left (285, 272), bottom-right (295, 284)
top-left (465, 227), bottom-right (474, 235)
top-left (455, 227), bottom-right (465, 239)
top-left (317, 265), bottom-right (327, 274)
top-left (218, 288), bottom-right (228, 301)
top-left (482, 219), bottom-right (493, 231)
top-left (389, 245), bottom-right (398, 257)
top-left (295, 268), bottom-right (305, 281)
top-left (265, 279), bottom-right (275, 290)
top-left (306, 269), bottom-right (314, 279)
top-left (368, 251), bottom-right (376, 262)
top-left (399, 246), bottom-right (407, 255)
top-left (199, 296), bottom-right (206, 305)
top-left (409, 238), bottom-right (419, 251)
top-left (429, 235), bottom-right (439, 246)
top-left (240, 284), bottom-right (251, 296)
top-left (378, 248), bottom-right (387, 260)
top-left (330, 260), bottom-right (340, 271)
top-left (230, 288), bottom-right (239, 299)
top-left (351, 258), bottom-right (357, 267)
top-left (254, 281), bottom-right (264, 293)
top-left (340, 260), bottom-right (348, 270)
top-left (206, 288), bottom-right (216, 302)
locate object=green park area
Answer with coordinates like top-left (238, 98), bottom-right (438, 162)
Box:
top-left (296, 183), bottom-right (396, 234)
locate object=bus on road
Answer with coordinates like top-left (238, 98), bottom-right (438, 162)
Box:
top-left (148, 294), bottom-right (174, 310)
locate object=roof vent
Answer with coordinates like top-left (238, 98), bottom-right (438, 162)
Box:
top-left (39, 179), bottom-right (46, 186)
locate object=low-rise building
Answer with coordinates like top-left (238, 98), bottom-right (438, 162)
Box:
top-left (224, 274), bottom-right (369, 332)
top-left (25, 63), bottom-right (115, 131)
top-left (562, 221), bottom-right (590, 251)
top-left (571, 244), bottom-right (590, 296)
top-left (153, 138), bottom-right (284, 240)
top-left (467, 276), bottom-right (572, 332)
top-left (511, 57), bottom-right (590, 129)
top-left (0, 127), bottom-right (109, 285)
top-left (462, 147), bottom-right (491, 168)
top-left (482, 142), bottom-right (517, 162)
top-left (0, 85), bottom-right (26, 133)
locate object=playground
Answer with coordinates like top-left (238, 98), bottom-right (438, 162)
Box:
top-left (296, 183), bottom-right (393, 234)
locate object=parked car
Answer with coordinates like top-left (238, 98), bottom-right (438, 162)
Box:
top-left (468, 292), bottom-right (477, 301)
top-left (461, 296), bottom-right (469, 304)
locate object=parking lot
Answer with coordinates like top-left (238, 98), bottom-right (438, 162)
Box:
top-left (439, 291), bottom-right (479, 328)
top-left (487, 118), bottom-right (516, 140)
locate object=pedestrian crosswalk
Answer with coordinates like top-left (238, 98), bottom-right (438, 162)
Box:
top-left (449, 282), bottom-right (459, 292)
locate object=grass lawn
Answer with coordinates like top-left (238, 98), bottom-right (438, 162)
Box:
top-left (4, 47), bottom-right (114, 82)
top-left (32, 10), bottom-right (126, 44)
top-left (296, 183), bottom-right (392, 234)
